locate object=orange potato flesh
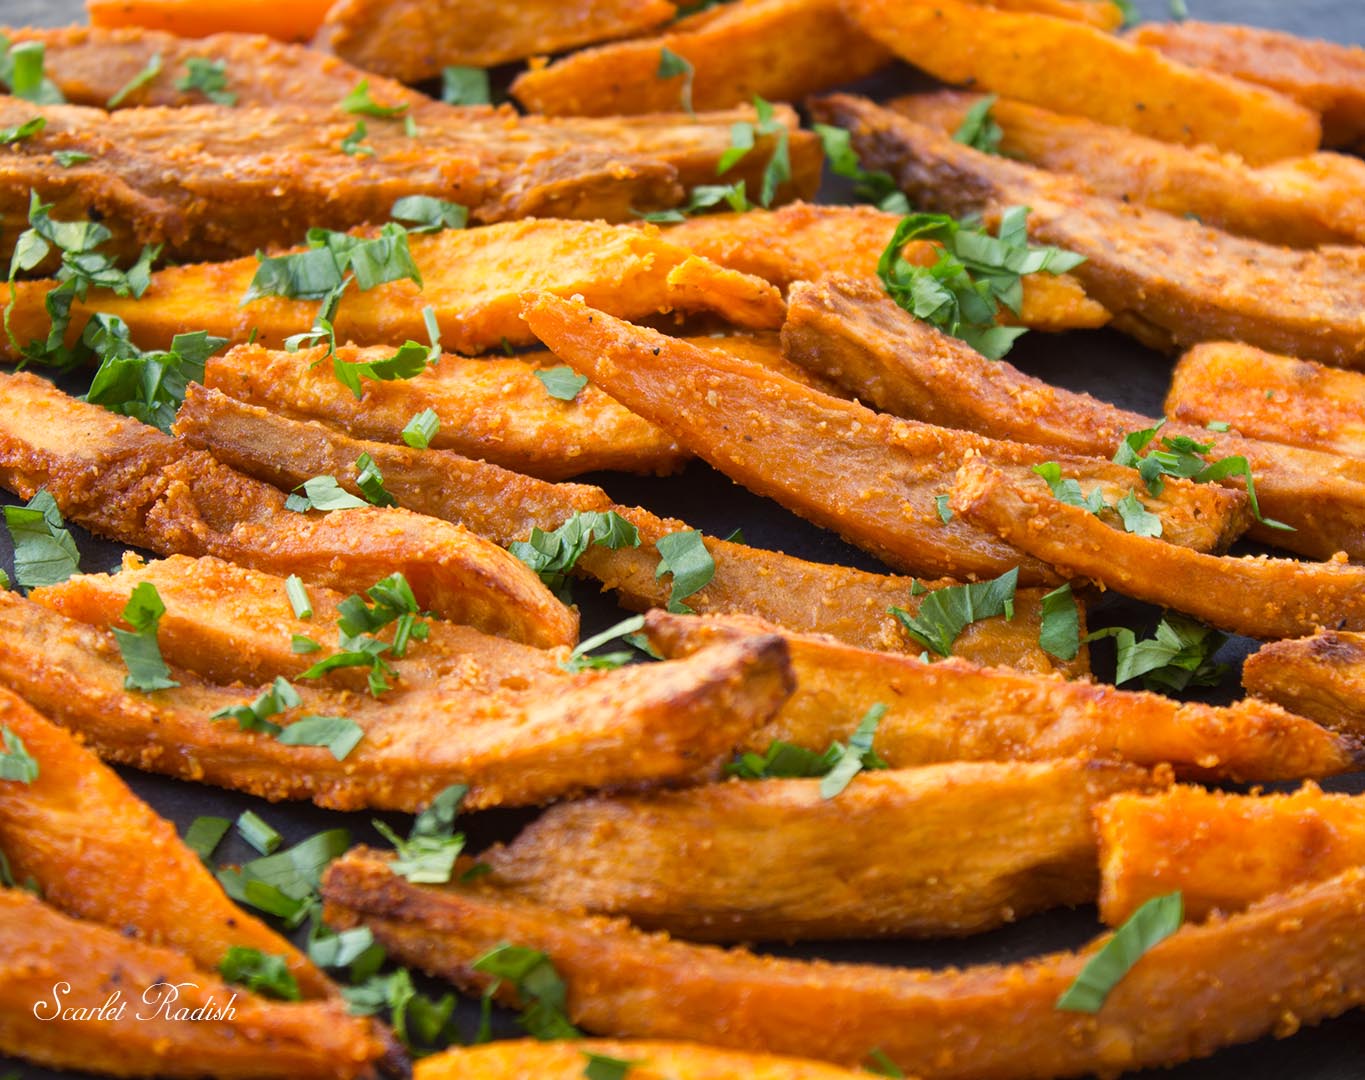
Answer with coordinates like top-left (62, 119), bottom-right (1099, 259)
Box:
top-left (1242, 630), bottom-right (1365, 739)
top-left (0, 890), bottom-right (390, 1078)
top-left (642, 611), bottom-right (1361, 783)
top-left (0, 687), bottom-right (331, 999)
top-left (322, 848), bottom-right (1365, 1080)
top-left (1096, 782), bottom-right (1365, 927)
top-left (86, 0), bottom-right (334, 42)
top-left (173, 385), bottom-right (1081, 673)
top-left (511, 0), bottom-right (891, 117)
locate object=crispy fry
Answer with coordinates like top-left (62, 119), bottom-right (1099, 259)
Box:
top-left (891, 91), bottom-right (1365, 247)
top-left (1242, 630), bottom-right (1365, 737)
top-left (1096, 783), bottom-right (1365, 927)
top-left (0, 590), bottom-right (792, 811)
top-left (521, 294), bottom-right (1249, 583)
top-left (979, 0), bottom-right (1124, 28)
top-left (642, 611), bottom-right (1360, 783)
top-left (511, 0), bottom-right (890, 117)
top-left (322, 848), bottom-right (1365, 1080)
top-left (781, 274), bottom-right (1365, 560)
top-left (813, 93), bottom-right (1365, 368)
top-left (846, 0), bottom-right (1319, 162)
top-left (666, 203), bottom-right (1110, 330)
top-left (951, 457), bottom-right (1365, 641)
top-left (2, 220), bottom-right (784, 360)
top-left (0, 890), bottom-right (390, 1079)
top-left (0, 372), bottom-right (575, 648)
top-left (482, 757), bottom-right (1162, 940)
top-left (317, 0), bottom-right (674, 81)
top-left (1167, 342), bottom-right (1365, 460)
top-left (173, 384), bottom-right (1081, 672)
top-left (0, 687), bottom-right (331, 998)
top-left (85, 0), bottom-right (334, 41)
top-left (1131, 21), bottom-right (1365, 148)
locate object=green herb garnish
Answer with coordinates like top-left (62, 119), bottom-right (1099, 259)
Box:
top-left (107, 52), bottom-right (162, 107)
top-left (401, 408), bottom-right (440, 449)
top-left (509, 511), bottom-right (642, 602)
top-left (113, 582), bottom-right (178, 692)
top-left (0, 726), bottom-right (38, 783)
top-left (952, 94), bottom-right (1002, 154)
top-left (354, 453), bottom-right (397, 507)
top-left (656, 47), bottom-right (695, 114)
top-left (654, 529), bottom-right (715, 613)
top-left (890, 567), bottom-right (1018, 656)
top-left (277, 715), bottom-right (365, 761)
top-left (472, 944), bottom-right (581, 1040)
top-left (373, 783), bottom-right (469, 884)
top-left (177, 57), bottom-right (235, 105)
top-left (441, 66), bottom-right (491, 106)
top-left (342, 79), bottom-right (408, 118)
top-left (1056, 892), bottom-right (1183, 1012)
top-left (536, 365), bottom-right (589, 402)
top-left (236, 810), bottom-right (282, 856)
top-left (1038, 583), bottom-right (1080, 662)
top-left (4, 489), bottom-right (80, 588)
top-left (813, 123), bottom-right (909, 213)
top-left (219, 947), bottom-right (301, 1001)
top-left (183, 816), bottom-right (230, 861)
top-left (0, 116), bottom-right (45, 144)
top-left (1084, 614), bottom-right (1227, 693)
top-left (0, 37), bottom-right (63, 103)
top-left (285, 575), bottom-right (313, 620)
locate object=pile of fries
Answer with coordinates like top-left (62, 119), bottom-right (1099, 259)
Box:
top-left (2, 0), bottom-right (1365, 1076)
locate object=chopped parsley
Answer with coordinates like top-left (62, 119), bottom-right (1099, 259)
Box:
top-left (472, 944), bottom-right (581, 1039)
top-left (286, 474), bottom-right (369, 512)
top-left (306, 918), bottom-right (374, 970)
top-left (340, 120), bottom-right (374, 157)
top-left (219, 947), bottom-right (301, 1001)
top-left (236, 810), bottom-right (282, 856)
top-left (183, 815), bottom-right (231, 862)
top-left (297, 572), bottom-right (430, 696)
top-left (112, 581), bottom-right (178, 693)
top-left (654, 530), bottom-right (715, 613)
top-left (331, 337), bottom-right (431, 400)
top-left (1169, 0), bottom-right (1188, 21)
top-left (727, 703), bottom-right (889, 797)
top-left (1114, 490), bottom-right (1162, 538)
top-left (716, 95), bottom-right (790, 207)
top-left (53, 149), bottom-right (92, 167)
top-left (4, 489), bottom-right (80, 588)
top-left (82, 318), bottom-right (228, 433)
top-left (354, 453), bottom-right (397, 507)
top-left (401, 408), bottom-right (440, 449)
top-left (865, 1050), bottom-right (907, 1078)
top-left (636, 180), bottom-right (751, 223)
top-left (0, 116), bottom-right (45, 144)
top-left (1056, 892), bottom-right (1183, 1012)
top-left (819, 704), bottom-right (889, 798)
top-left (536, 365), bottom-right (589, 402)
top-left (342, 79), bottom-right (408, 118)
top-left (344, 965), bottom-right (458, 1051)
top-left (276, 714), bottom-right (365, 761)
top-left (656, 47), bottom-right (695, 115)
top-left (1033, 463), bottom-right (1162, 538)
top-left (934, 494), bottom-right (953, 523)
top-left (0, 726), bottom-right (38, 783)
top-left (812, 123), bottom-right (909, 214)
top-left (391, 195), bottom-right (468, 234)
top-left (583, 1052), bottom-right (640, 1080)
top-left (210, 676), bottom-right (299, 735)
top-left (509, 511), bottom-right (642, 603)
top-left (561, 613), bottom-right (650, 673)
top-left (1084, 614), bottom-right (1227, 693)
top-left (442, 65), bottom-right (491, 106)
top-left (177, 57), bottom-right (235, 105)
top-left (216, 827), bottom-right (350, 928)
top-left (1038, 583), bottom-right (1080, 662)
top-left (1205, 420), bottom-right (1231, 433)
top-left (952, 94), bottom-right (1002, 155)
top-left (373, 783), bottom-right (469, 884)
top-left (889, 567), bottom-right (1018, 656)
top-left (0, 37), bottom-right (63, 104)
top-left (107, 52), bottom-right (162, 107)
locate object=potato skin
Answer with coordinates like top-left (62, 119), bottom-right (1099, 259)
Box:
top-left (1243, 629), bottom-right (1365, 737)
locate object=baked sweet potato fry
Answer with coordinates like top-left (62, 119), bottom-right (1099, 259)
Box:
top-left (317, 0), bottom-right (674, 81)
top-left (322, 848), bottom-right (1365, 1080)
top-left (511, 0), bottom-right (890, 117)
top-left (813, 94), bottom-right (1365, 368)
top-left (1131, 20), bottom-right (1365, 148)
top-left (1167, 342), bottom-right (1365, 460)
top-left (1096, 783), bottom-right (1365, 927)
top-left (846, 0), bottom-right (1320, 162)
top-left (951, 457), bottom-right (1365, 641)
top-left (0, 891), bottom-right (390, 1079)
top-left (85, 0), bottom-right (333, 41)
top-left (891, 91), bottom-right (1365, 247)
top-left (0, 591), bottom-right (792, 811)
top-left (174, 385), bottom-right (1081, 672)
top-left (781, 274), bottom-right (1365, 559)
top-left (522, 294), bottom-right (1249, 582)
top-left (0, 372), bottom-right (575, 649)
top-left (667, 203), bottom-right (1110, 330)
top-left (0, 687), bottom-right (331, 998)
top-left (1242, 630), bottom-right (1365, 737)
top-left (481, 757), bottom-right (1162, 940)
top-left (642, 611), bottom-right (1360, 783)
top-left (3, 220), bottom-right (783, 360)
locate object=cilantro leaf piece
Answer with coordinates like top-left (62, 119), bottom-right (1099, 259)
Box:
top-left (952, 94), bottom-right (1003, 154)
top-left (819, 703), bottom-right (889, 798)
top-left (536, 365), bottom-right (589, 402)
top-left (1038, 583), bottom-right (1080, 662)
top-left (83, 321), bottom-right (228, 433)
top-left (286, 574), bottom-right (313, 620)
top-left (635, 179), bottom-right (752, 223)
top-left (183, 815), bottom-right (230, 861)
top-left (0, 116), bottom-right (45, 144)
top-left (865, 1049), bottom-right (907, 1078)
top-left (1032, 461), bottom-right (1107, 515)
top-left (442, 65), bottom-right (491, 105)
top-left (290, 475), bottom-right (369, 512)
top-left (715, 96), bottom-right (790, 207)
top-left (1206, 420), bottom-right (1231, 433)
top-left (342, 79), bottom-right (409, 118)
top-left (292, 634), bottom-right (321, 654)
top-left (276, 715), bottom-right (365, 761)
top-left (1056, 892), bottom-right (1183, 1012)
top-left (0, 726), bottom-right (39, 783)
top-left (656, 47), bottom-right (695, 115)
top-left (344, 965), bottom-right (457, 1050)
top-left (373, 783), bottom-right (469, 884)
top-left (107, 51), bottom-right (163, 107)
top-left (307, 919), bottom-right (374, 969)
top-left (561, 613), bottom-right (649, 673)
top-left (4, 489), bottom-right (80, 588)
top-left (354, 453), bottom-right (397, 507)
top-left (53, 149), bottom-right (92, 167)
top-left (340, 120), bottom-right (374, 156)
top-left (727, 703), bottom-right (889, 789)
top-left (654, 529), bottom-right (715, 613)
top-left (583, 1052), bottom-right (641, 1080)
top-left (391, 194), bottom-right (467, 234)
top-left (113, 581), bottom-right (179, 692)
top-left (176, 57), bottom-right (235, 105)
top-left (216, 828), bottom-right (350, 927)
top-left (813, 123), bottom-right (909, 214)
top-left (472, 944), bottom-right (582, 1039)
top-left (0, 38), bottom-right (63, 103)
top-left (236, 810), bottom-right (282, 856)
top-left (401, 408), bottom-right (440, 449)
top-left (1085, 614), bottom-right (1228, 693)
top-left (934, 494), bottom-right (953, 523)
top-left (509, 511), bottom-right (642, 602)
top-left (1115, 489), bottom-right (1163, 537)
top-left (210, 676), bottom-right (300, 734)
top-left (219, 947), bottom-right (301, 1001)
top-left (331, 337), bottom-right (429, 400)
top-left (889, 567), bottom-right (1018, 656)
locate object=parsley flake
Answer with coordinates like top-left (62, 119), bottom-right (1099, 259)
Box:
top-left (354, 453), bottom-right (397, 507)
top-left (813, 123), bottom-right (909, 214)
top-left (373, 783), bottom-right (469, 884)
top-left (288, 475), bottom-right (369, 513)
top-left (536, 365), bottom-right (589, 402)
top-left (53, 149), bottom-right (92, 167)
top-left (0, 116), bottom-right (45, 144)
top-left (636, 180), bottom-right (751, 223)
top-left (1057, 892), bottom-right (1183, 1012)
top-left (952, 94), bottom-right (1003, 155)
top-left (0, 726), bottom-right (38, 783)
top-left (4, 489), bottom-right (80, 588)
top-left (561, 613), bottom-right (650, 674)
top-left (391, 195), bottom-right (468, 234)
top-left (277, 714), bottom-right (365, 761)
top-left (442, 66), bottom-right (491, 106)
top-left (342, 79), bottom-right (408, 118)
top-left (656, 47), bottom-right (695, 115)
top-left (183, 815), bottom-right (230, 861)
top-left (219, 947), bottom-right (301, 1001)
top-left (107, 52), bottom-right (163, 107)
top-left (509, 511), bottom-right (642, 602)
top-left (216, 827), bottom-right (350, 928)
top-left (717, 95), bottom-right (791, 207)
top-left (1038, 583), bottom-right (1080, 662)
top-left (583, 1052), bottom-right (640, 1080)
top-left (472, 944), bottom-right (581, 1040)
top-left (113, 581), bottom-right (178, 692)
top-left (1084, 614), bottom-right (1227, 693)
top-left (890, 567), bottom-right (1018, 656)
top-left (654, 529), bottom-right (715, 613)
top-left (83, 320), bottom-right (228, 433)
top-left (210, 676), bottom-right (299, 735)
top-left (177, 57), bottom-right (235, 105)
top-left (340, 120), bottom-right (374, 157)
top-left (727, 703), bottom-right (890, 793)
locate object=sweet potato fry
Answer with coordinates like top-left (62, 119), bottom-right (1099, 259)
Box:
top-left (173, 385), bottom-right (1081, 673)
top-left (0, 890), bottom-right (390, 1079)
top-left (891, 91), bottom-right (1365, 247)
top-left (0, 590), bottom-right (792, 811)
top-left (1242, 630), bottom-right (1365, 737)
top-left (781, 274), bottom-right (1365, 560)
top-left (813, 93), bottom-right (1365, 368)
top-left (322, 848), bottom-right (1365, 1080)
top-left (317, 0), bottom-right (675, 81)
top-left (642, 611), bottom-right (1361, 782)
top-left (0, 687), bottom-right (331, 998)
top-left (666, 203), bottom-right (1110, 330)
top-left (2, 220), bottom-right (784, 360)
top-left (1167, 342), bottom-right (1365, 460)
top-left (951, 457), bottom-right (1365, 641)
top-left (511, 0), bottom-right (890, 117)
top-left (521, 293), bottom-right (1249, 582)
top-left (481, 757), bottom-right (1162, 940)
top-left (846, 0), bottom-right (1319, 162)
top-left (1096, 783), bottom-right (1365, 927)
top-left (1131, 20), bottom-right (1365, 148)
top-left (86, 0), bottom-right (334, 41)
top-left (0, 372), bottom-right (575, 649)
top-left (417, 1040), bottom-right (872, 1080)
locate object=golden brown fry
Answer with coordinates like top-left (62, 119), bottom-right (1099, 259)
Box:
top-left (642, 611), bottom-right (1360, 782)
top-left (0, 590), bottom-right (792, 811)
top-left (521, 293), bottom-right (1249, 582)
top-left (781, 274), bottom-right (1365, 560)
top-left (0, 371), bottom-right (575, 649)
top-left (1096, 783), bottom-right (1365, 927)
top-left (173, 384), bottom-right (1080, 672)
top-left (1131, 20), bottom-right (1365, 148)
top-left (951, 457), bottom-right (1365, 641)
top-left (511, 0), bottom-right (890, 117)
top-left (814, 93), bottom-right (1365, 368)
top-left (0, 687), bottom-right (331, 998)
top-left (891, 91), bottom-right (1365, 247)
top-left (322, 848), bottom-right (1365, 1080)
top-left (1242, 630), bottom-right (1365, 737)
top-left (482, 757), bottom-right (1163, 940)
top-left (0, 890), bottom-right (390, 1079)
top-left (1167, 342), bottom-right (1365, 460)
top-left (3, 219), bottom-right (783, 360)
top-left (846, 0), bottom-right (1319, 162)
top-left (666, 203), bottom-right (1110, 330)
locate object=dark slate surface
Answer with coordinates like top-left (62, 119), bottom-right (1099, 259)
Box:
top-left (2, 0), bottom-right (1365, 1076)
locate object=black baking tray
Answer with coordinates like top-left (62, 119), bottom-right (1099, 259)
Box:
top-left (3, 0), bottom-right (1364, 1075)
